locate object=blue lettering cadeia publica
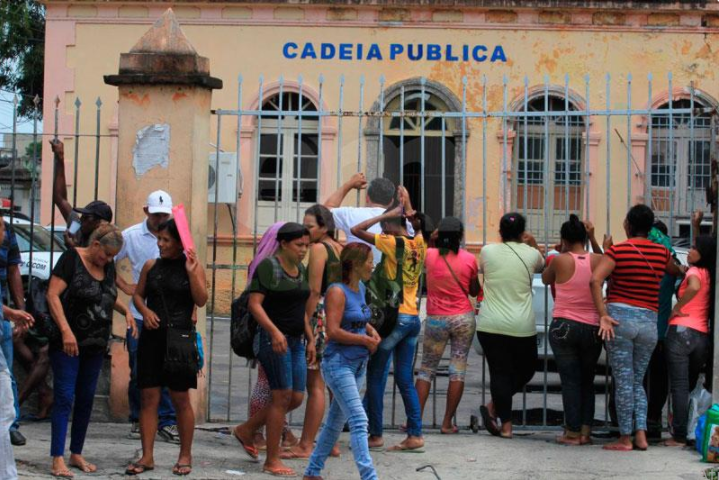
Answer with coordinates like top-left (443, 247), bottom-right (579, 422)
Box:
top-left (282, 42), bottom-right (507, 63)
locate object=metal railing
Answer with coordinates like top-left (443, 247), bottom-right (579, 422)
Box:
top-left (205, 72), bottom-right (717, 430)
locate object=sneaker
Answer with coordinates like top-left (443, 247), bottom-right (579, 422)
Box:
top-left (158, 424), bottom-right (181, 444)
top-left (128, 422), bottom-right (141, 439)
top-left (10, 430), bottom-right (26, 446)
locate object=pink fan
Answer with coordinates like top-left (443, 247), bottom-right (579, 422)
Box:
top-left (172, 204), bottom-right (195, 252)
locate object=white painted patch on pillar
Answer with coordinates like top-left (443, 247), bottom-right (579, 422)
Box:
top-left (132, 124), bottom-right (170, 176)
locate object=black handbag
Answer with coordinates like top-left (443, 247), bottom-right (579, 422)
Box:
top-left (26, 279), bottom-right (61, 344)
top-left (157, 279), bottom-right (199, 377)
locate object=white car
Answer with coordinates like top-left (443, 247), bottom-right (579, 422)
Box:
top-left (4, 217), bottom-right (66, 283)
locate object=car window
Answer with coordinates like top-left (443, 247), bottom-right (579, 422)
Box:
top-left (11, 224), bottom-right (66, 253)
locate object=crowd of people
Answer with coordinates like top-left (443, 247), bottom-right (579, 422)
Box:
top-left (0, 140), bottom-right (715, 478)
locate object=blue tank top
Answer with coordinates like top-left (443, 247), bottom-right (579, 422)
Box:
top-left (323, 282), bottom-right (372, 361)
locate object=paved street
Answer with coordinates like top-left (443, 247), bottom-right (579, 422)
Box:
top-left (14, 421), bottom-right (708, 479)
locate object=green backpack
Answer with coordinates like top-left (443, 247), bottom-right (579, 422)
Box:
top-left (365, 237), bottom-right (405, 338)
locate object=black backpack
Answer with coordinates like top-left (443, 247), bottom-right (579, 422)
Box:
top-left (365, 237), bottom-right (405, 338)
top-left (230, 289), bottom-right (256, 359)
top-left (231, 257), bottom-right (285, 359)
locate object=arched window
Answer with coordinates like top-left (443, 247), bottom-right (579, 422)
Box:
top-left (513, 95), bottom-right (586, 239)
top-left (383, 91), bottom-right (456, 223)
top-left (256, 92), bottom-right (319, 227)
top-left (648, 98), bottom-right (712, 234)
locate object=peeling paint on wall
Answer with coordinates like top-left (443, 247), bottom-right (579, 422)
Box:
top-left (132, 124), bottom-right (170, 177)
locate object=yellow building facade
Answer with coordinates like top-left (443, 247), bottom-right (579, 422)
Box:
top-left (42, 1), bottom-right (719, 309)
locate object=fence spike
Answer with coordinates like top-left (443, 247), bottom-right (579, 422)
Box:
top-left (75, 97), bottom-right (81, 108)
top-left (54, 96), bottom-right (60, 107)
top-left (12, 94), bottom-right (18, 107)
top-left (237, 74), bottom-right (243, 84)
top-left (297, 74), bottom-right (303, 84)
top-left (462, 76), bottom-right (467, 85)
top-left (33, 95), bottom-right (39, 107)
top-left (318, 73), bottom-right (325, 84)
top-left (95, 97), bottom-right (102, 108)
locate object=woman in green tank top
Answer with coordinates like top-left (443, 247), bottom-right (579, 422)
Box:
top-left (284, 205), bottom-right (343, 459)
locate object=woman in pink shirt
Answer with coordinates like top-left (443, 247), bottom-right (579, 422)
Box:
top-left (665, 234), bottom-right (716, 447)
top-left (415, 217), bottom-right (481, 434)
top-left (541, 215), bottom-right (602, 446)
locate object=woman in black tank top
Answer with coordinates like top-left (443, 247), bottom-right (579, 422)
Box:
top-left (286, 204), bottom-right (344, 458)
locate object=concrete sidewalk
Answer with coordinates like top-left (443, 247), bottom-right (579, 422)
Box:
top-left (14, 421), bottom-right (710, 479)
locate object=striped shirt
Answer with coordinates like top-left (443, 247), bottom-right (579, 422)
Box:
top-left (605, 239), bottom-right (671, 312)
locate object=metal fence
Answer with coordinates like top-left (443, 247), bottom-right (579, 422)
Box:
top-left (206, 72), bottom-right (717, 430)
top-left (2, 72), bottom-right (716, 431)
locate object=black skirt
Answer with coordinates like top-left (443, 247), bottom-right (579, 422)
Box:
top-left (137, 327), bottom-right (197, 392)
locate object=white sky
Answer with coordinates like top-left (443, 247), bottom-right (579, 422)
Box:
top-left (0, 90), bottom-right (43, 148)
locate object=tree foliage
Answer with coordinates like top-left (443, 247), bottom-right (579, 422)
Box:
top-left (0, 1), bottom-right (44, 120)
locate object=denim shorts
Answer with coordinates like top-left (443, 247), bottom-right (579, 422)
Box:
top-left (254, 328), bottom-right (307, 392)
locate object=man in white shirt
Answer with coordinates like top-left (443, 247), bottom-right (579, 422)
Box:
top-left (324, 173), bottom-right (413, 265)
top-left (115, 191), bottom-right (180, 444)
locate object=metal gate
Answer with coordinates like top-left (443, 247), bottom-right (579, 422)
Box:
top-left (205, 72), bottom-right (716, 430)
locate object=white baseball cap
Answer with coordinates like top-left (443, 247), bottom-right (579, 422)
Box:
top-left (146, 190), bottom-right (173, 214)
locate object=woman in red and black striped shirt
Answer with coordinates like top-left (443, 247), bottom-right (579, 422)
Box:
top-left (590, 205), bottom-right (685, 451)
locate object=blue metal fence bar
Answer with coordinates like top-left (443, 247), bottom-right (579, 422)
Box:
top-left (605, 74), bottom-right (612, 236)
top-left (502, 76), bottom-right (509, 213)
top-left (206, 111), bottom-right (222, 422)
top-left (274, 77), bottom-right (284, 221)
top-left (564, 74), bottom-right (571, 220)
top-left (522, 77), bottom-right (529, 221)
top-left (400, 86), bottom-right (405, 187)
top-left (584, 75), bottom-right (591, 220)
top-left (49, 96), bottom-right (60, 272)
top-left (73, 98), bottom-right (81, 207)
top-left (461, 76), bottom-right (468, 222)
top-left (317, 74), bottom-right (324, 210)
top-left (252, 76), bottom-right (265, 254)
top-left (229, 74), bottom-right (244, 421)
top-left (626, 74), bottom-right (633, 211)
top-left (10, 95), bottom-right (17, 226)
top-left (420, 77), bottom-right (426, 211)
top-left (646, 74), bottom-right (653, 207)
top-left (356, 75), bottom-right (365, 207)
top-left (377, 75), bottom-right (386, 177)
top-left (668, 73), bottom-right (676, 235)
top-left (480, 74), bottom-right (488, 412)
top-left (689, 81), bottom-right (696, 240)
top-left (217, 107), bottom-right (701, 119)
top-left (541, 76), bottom-right (551, 427)
top-left (295, 76), bottom-right (304, 222)
top-left (93, 97), bottom-right (102, 201)
top-left (336, 75), bottom-right (345, 191)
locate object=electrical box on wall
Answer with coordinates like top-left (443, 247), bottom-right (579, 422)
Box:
top-left (208, 152), bottom-right (238, 204)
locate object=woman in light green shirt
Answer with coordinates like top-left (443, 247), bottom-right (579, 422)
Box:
top-left (477, 212), bottom-right (543, 439)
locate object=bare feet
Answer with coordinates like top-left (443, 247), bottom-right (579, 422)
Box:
top-left (579, 435), bottom-right (593, 446)
top-left (68, 454), bottom-right (97, 473)
top-left (556, 434), bottom-right (581, 446)
top-left (633, 430), bottom-right (649, 451)
top-left (500, 421), bottom-right (513, 439)
top-left (664, 438), bottom-right (686, 447)
top-left (388, 435), bottom-right (425, 452)
top-left (330, 444), bottom-right (341, 457)
top-left (234, 425), bottom-right (259, 460)
top-left (368, 436), bottom-right (384, 449)
top-left (441, 424), bottom-right (459, 435)
top-left (603, 436), bottom-right (633, 451)
top-left (52, 456), bottom-right (74, 478)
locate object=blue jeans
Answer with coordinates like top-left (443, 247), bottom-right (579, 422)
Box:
top-left (364, 314), bottom-right (422, 437)
top-left (127, 319), bottom-right (176, 427)
top-left (50, 349), bottom-right (104, 457)
top-left (255, 329), bottom-right (307, 392)
top-left (605, 304), bottom-right (658, 436)
top-left (306, 354), bottom-right (377, 480)
top-left (1, 321), bottom-right (19, 432)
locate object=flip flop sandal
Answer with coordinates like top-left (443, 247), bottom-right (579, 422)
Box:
top-left (51, 469), bottom-right (74, 479)
top-left (280, 449), bottom-right (310, 460)
top-left (70, 461), bottom-right (97, 473)
top-left (479, 405), bottom-right (501, 437)
top-left (233, 430), bottom-right (259, 460)
top-left (125, 463), bottom-right (154, 476)
top-left (441, 426), bottom-right (459, 435)
top-left (172, 463), bottom-right (192, 476)
top-left (262, 467), bottom-right (298, 477)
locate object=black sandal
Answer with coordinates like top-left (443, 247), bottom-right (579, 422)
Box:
top-left (125, 462), bottom-right (154, 476)
top-left (480, 405), bottom-right (501, 437)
